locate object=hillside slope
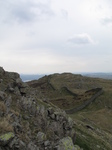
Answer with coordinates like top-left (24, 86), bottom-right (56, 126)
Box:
top-left (0, 67), bottom-right (80, 150)
top-left (28, 73), bottom-right (112, 149)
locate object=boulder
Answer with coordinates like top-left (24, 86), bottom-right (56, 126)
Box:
top-left (16, 78), bottom-right (28, 88)
top-left (56, 136), bottom-right (75, 150)
top-left (63, 117), bottom-right (73, 130)
top-left (8, 87), bottom-right (14, 92)
top-left (14, 87), bottom-right (21, 96)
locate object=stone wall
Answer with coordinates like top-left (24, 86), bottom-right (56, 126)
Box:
top-left (65, 88), bottom-right (103, 114)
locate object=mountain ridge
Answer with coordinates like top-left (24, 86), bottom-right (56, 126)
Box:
top-left (0, 67), bottom-right (80, 150)
top-left (0, 67), bottom-right (112, 149)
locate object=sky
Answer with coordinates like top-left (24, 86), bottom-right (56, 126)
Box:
top-left (0, 0), bottom-right (112, 74)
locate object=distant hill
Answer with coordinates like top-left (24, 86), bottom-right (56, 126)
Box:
top-left (83, 72), bottom-right (112, 79)
top-left (20, 73), bottom-right (112, 82)
top-left (20, 74), bottom-right (45, 82)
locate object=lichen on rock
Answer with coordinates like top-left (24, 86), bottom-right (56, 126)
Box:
top-left (57, 136), bottom-right (75, 150)
top-left (0, 132), bottom-right (15, 146)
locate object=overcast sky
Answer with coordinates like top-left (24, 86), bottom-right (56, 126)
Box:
top-left (0, 0), bottom-right (112, 74)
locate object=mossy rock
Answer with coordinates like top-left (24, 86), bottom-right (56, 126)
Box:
top-left (0, 132), bottom-right (15, 146)
top-left (58, 136), bottom-right (75, 150)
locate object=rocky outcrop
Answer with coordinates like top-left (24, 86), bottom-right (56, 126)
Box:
top-left (0, 67), bottom-right (5, 76)
top-left (0, 67), bottom-right (80, 150)
top-left (56, 136), bottom-right (75, 150)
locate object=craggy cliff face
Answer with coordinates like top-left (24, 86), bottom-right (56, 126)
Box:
top-left (0, 67), bottom-right (80, 150)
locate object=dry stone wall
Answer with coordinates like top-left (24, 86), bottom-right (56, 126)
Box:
top-left (65, 88), bottom-right (103, 114)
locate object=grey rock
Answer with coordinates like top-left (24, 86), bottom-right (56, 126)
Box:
top-left (0, 91), bottom-right (7, 101)
top-left (39, 106), bottom-right (46, 116)
top-left (0, 132), bottom-right (15, 146)
top-left (5, 96), bottom-right (12, 114)
top-left (23, 115), bottom-right (30, 120)
top-left (47, 107), bottom-right (54, 115)
top-left (50, 114), bottom-right (55, 120)
top-left (49, 121), bottom-right (63, 138)
top-left (17, 140), bottom-right (26, 150)
top-left (5, 71), bottom-right (20, 79)
top-left (9, 137), bottom-right (17, 148)
top-left (63, 117), bottom-right (73, 130)
top-left (28, 142), bottom-right (39, 150)
top-left (0, 111), bottom-right (4, 117)
top-left (44, 140), bottom-right (50, 147)
top-left (37, 132), bottom-right (46, 143)
top-left (0, 79), bottom-right (3, 83)
top-left (14, 86), bottom-right (21, 95)
top-left (0, 67), bottom-right (5, 75)
top-left (9, 137), bottom-right (26, 150)
top-left (12, 122), bottom-right (22, 133)
top-left (56, 137), bottom-right (75, 150)
top-left (9, 87), bottom-right (14, 92)
top-left (16, 78), bottom-right (28, 88)
top-left (29, 104), bottom-right (37, 115)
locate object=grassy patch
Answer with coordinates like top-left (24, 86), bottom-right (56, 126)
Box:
top-left (0, 118), bottom-right (13, 134)
top-left (0, 102), bottom-right (6, 113)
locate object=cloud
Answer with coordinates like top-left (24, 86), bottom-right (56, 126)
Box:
top-left (61, 9), bottom-right (68, 19)
top-left (0, 0), bottom-right (55, 24)
top-left (68, 33), bottom-right (95, 45)
top-left (101, 17), bottom-right (112, 26)
top-left (0, 48), bottom-right (88, 74)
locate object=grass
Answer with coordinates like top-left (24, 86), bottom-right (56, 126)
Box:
top-left (0, 102), bottom-right (6, 113)
top-left (72, 119), bottom-right (112, 150)
top-left (0, 118), bottom-right (13, 134)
